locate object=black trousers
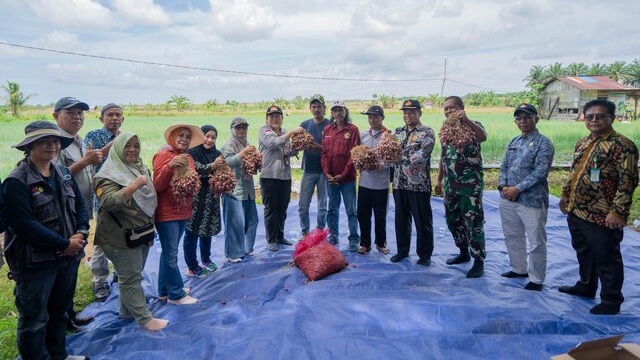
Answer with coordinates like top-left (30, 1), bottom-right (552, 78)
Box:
top-left (393, 189), bottom-right (434, 260)
top-left (14, 259), bottom-right (80, 360)
top-left (260, 178), bottom-right (291, 244)
top-left (357, 186), bottom-right (389, 248)
top-left (567, 213), bottom-right (624, 305)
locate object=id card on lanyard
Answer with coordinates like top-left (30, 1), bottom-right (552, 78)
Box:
top-left (590, 156), bottom-right (600, 183)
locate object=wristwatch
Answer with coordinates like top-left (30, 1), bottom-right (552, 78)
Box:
top-left (77, 230), bottom-right (89, 241)
top-left (497, 185), bottom-right (504, 192)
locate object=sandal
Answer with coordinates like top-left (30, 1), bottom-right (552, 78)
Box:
top-left (357, 246), bottom-right (371, 254)
top-left (376, 245), bottom-right (390, 254)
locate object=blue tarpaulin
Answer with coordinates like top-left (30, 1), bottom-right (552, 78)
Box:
top-left (67, 191), bottom-right (640, 359)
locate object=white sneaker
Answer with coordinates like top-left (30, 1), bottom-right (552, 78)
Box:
top-left (167, 295), bottom-right (198, 305)
top-left (229, 258), bottom-right (242, 263)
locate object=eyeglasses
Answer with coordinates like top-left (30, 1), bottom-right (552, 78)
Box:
top-left (584, 113), bottom-right (611, 122)
top-left (514, 115), bottom-right (534, 122)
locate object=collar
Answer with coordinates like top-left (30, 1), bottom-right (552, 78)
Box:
top-left (589, 128), bottom-right (615, 140)
top-left (23, 159), bottom-right (64, 187)
top-left (520, 129), bottom-right (540, 140)
top-left (58, 127), bottom-right (82, 143)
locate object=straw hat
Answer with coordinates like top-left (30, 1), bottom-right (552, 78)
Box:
top-left (163, 123), bottom-right (205, 149)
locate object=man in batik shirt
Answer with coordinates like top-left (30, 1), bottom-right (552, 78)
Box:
top-left (559, 99), bottom-right (638, 315)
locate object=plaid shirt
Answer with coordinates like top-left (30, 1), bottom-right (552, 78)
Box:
top-left (562, 129), bottom-right (638, 226)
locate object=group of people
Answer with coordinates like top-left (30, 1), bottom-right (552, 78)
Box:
top-left (1, 94), bottom-right (637, 360)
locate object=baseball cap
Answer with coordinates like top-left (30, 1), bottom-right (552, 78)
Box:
top-left (361, 105), bottom-right (384, 116)
top-left (266, 105), bottom-right (283, 116)
top-left (230, 117), bottom-right (249, 128)
top-left (400, 99), bottom-right (421, 110)
top-left (310, 94), bottom-right (325, 105)
top-left (331, 100), bottom-right (348, 110)
top-left (54, 96), bottom-right (89, 112)
top-left (514, 103), bottom-right (538, 117)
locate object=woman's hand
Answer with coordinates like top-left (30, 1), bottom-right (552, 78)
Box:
top-left (168, 154), bottom-right (188, 169)
top-left (132, 175), bottom-right (149, 190)
top-left (211, 155), bottom-right (225, 170)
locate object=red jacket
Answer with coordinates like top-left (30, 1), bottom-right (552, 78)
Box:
top-left (321, 122), bottom-right (360, 184)
top-left (153, 147), bottom-right (197, 222)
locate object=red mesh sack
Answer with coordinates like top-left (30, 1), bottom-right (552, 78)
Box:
top-left (293, 228), bottom-right (330, 258)
top-left (294, 241), bottom-right (349, 281)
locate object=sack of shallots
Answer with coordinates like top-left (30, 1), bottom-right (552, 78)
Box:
top-left (291, 129), bottom-right (314, 151)
top-left (170, 156), bottom-right (201, 206)
top-left (293, 229), bottom-right (348, 281)
top-left (209, 162), bottom-right (237, 196)
top-left (242, 146), bottom-right (262, 176)
top-left (373, 132), bottom-right (402, 161)
top-left (351, 145), bottom-right (378, 172)
top-left (439, 110), bottom-right (476, 149)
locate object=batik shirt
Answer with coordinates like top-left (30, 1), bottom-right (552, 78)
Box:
top-left (393, 124), bottom-right (435, 193)
top-left (498, 129), bottom-right (555, 208)
top-left (561, 129), bottom-right (638, 226)
top-left (84, 126), bottom-right (116, 173)
top-left (441, 121), bottom-right (485, 196)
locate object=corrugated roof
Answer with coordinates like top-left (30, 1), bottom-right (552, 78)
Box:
top-left (556, 76), bottom-right (638, 90)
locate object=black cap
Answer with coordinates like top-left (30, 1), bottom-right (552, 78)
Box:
top-left (361, 105), bottom-right (384, 116)
top-left (266, 105), bottom-right (283, 116)
top-left (400, 99), bottom-right (421, 110)
top-left (514, 103), bottom-right (538, 117)
top-left (54, 96), bottom-right (89, 112)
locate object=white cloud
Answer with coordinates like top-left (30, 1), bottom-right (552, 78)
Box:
top-left (0, 40), bottom-right (28, 59)
top-left (36, 31), bottom-right (80, 49)
top-left (208, 0), bottom-right (279, 42)
top-left (27, 0), bottom-right (113, 29)
top-left (111, 0), bottom-right (171, 26)
top-left (432, 0), bottom-right (464, 18)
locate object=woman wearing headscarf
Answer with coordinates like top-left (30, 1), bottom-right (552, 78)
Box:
top-left (259, 106), bottom-right (304, 252)
top-left (152, 123), bottom-right (204, 305)
top-left (3, 121), bottom-right (89, 359)
top-left (220, 117), bottom-right (259, 262)
top-left (94, 132), bottom-right (168, 331)
top-left (184, 125), bottom-right (224, 275)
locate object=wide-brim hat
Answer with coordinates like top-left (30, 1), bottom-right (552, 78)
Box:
top-left (12, 120), bottom-right (74, 151)
top-left (164, 123), bottom-right (205, 149)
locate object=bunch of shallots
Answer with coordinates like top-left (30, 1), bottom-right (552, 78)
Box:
top-left (242, 146), bottom-right (262, 176)
top-left (291, 129), bottom-right (314, 151)
top-left (170, 156), bottom-right (201, 206)
top-left (439, 110), bottom-right (476, 149)
top-left (373, 132), bottom-right (402, 161)
top-left (351, 145), bottom-right (378, 171)
top-left (209, 163), bottom-right (237, 196)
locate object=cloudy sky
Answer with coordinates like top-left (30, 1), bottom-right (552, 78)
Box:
top-left (0, 0), bottom-right (638, 106)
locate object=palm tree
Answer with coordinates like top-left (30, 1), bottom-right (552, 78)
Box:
top-left (626, 58), bottom-right (640, 87)
top-left (1, 81), bottom-right (35, 117)
top-left (606, 61), bottom-right (631, 83)
top-left (523, 65), bottom-right (547, 88)
top-left (543, 62), bottom-right (565, 84)
top-left (167, 95), bottom-right (191, 112)
top-left (588, 63), bottom-right (608, 76)
top-left (565, 63), bottom-right (588, 76)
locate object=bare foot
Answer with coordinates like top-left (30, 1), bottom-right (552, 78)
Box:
top-left (142, 318), bottom-right (169, 331)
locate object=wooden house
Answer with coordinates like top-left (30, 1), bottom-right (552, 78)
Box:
top-left (539, 76), bottom-right (638, 120)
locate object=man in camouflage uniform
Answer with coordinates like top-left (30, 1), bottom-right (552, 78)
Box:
top-left (435, 96), bottom-right (487, 278)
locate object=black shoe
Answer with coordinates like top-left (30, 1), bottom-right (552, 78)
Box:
top-left (445, 249), bottom-right (471, 265)
top-left (501, 271), bottom-right (528, 278)
top-left (390, 254), bottom-right (408, 263)
top-left (416, 258), bottom-right (431, 267)
top-left (558, 285), bottom-right (596, 299)
top-left (112, 273), bottom-right (119, 284)
top-left (590, 303), bottom-right (620, 315)
top-left (524, 282), bottom-right (543, 291)
top-left (466, 259), bottom-right (484, 278)
top-left (93, 283), bottom-right (110, 302)
top-left (73, 315), bottom-right (94, 326)
top-left (66, 319), bottom-right (85, 334)
top-left (277, 239), bottom-right (293, 246)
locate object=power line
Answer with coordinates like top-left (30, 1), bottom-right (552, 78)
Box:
top-left (0, 41), bottom-right (442, 83)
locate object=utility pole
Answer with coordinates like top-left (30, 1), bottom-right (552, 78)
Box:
top-left (440, 58), bottom-right (447, 96)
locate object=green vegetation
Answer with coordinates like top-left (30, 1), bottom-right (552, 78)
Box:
top-left (1, 81), bottom-right (35, 117)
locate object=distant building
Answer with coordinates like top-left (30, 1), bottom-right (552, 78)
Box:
top-left (423, 100), bottom-right (434, 109)
top-left (539, 76), bottom-right (638, 120)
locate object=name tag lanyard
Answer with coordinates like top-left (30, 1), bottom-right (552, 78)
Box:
top-left (590, 155), bottom-right (600, 183)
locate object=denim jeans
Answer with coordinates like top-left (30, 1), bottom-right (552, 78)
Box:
top-left (156, 220), bottom-right (187, 301)
top-left (223, 195), bottom-right (259, 258)
top-left (327, 181), bottom-right (360, 245)
top-left (183, 231), bottom-right (212, 270)
top-left (298, 172), bottom-right (328, 235)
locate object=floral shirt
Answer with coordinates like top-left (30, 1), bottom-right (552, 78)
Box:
top-left (393, 124), bottom-right (435, 193)
top-left (84, 127), bottom-right (116, 173)
top-left (561, 129), bottom-right (638, 226)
